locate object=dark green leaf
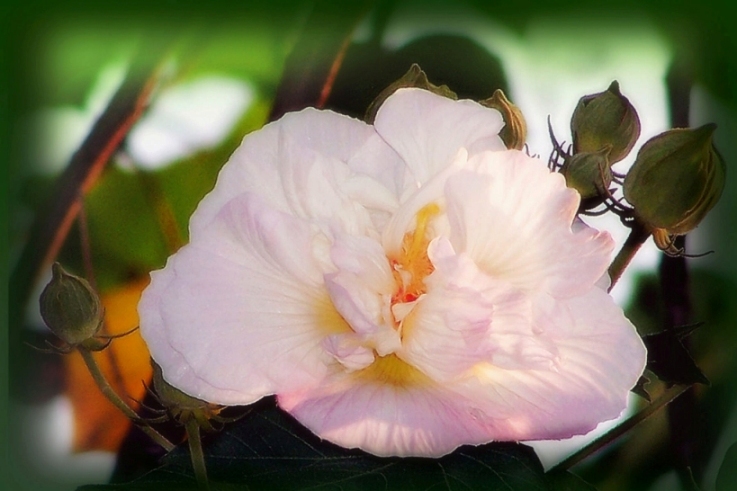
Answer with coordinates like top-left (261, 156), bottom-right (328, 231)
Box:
top-left (716, 442), bottom-right (737, 491)
top-left (546, 470), bottom-right (598, 491)
top-left (81, 398), bottom-right (548, 491)
top-left (631, 375), bottom-right (651, 402)
top-left (642, 325), bottom-right (710, 386)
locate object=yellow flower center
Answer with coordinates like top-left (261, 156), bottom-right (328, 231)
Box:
top-left (390, 203), bottom-right (440, 305)
top-left (354, 353), bottom-right (432, 387)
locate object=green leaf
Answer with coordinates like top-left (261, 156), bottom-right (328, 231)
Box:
top-left (546, 470), bottom-right (599, 491)
top-left (81, 398), bottom-right (549, 491)
top-left (716, 442), bottom-right (737, 491)
top-left (642, 324), bottom-right (710, 386)
top-left (631, 375), bottom-right (652, 402)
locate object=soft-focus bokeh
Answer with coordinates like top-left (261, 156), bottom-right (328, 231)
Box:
top-left (5, 1), bottom-right (737, 490)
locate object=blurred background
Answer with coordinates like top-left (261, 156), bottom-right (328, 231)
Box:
top-left (4, 0), bottom-right (737, 490)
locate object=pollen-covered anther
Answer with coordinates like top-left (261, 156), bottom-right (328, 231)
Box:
top-left (390, 203), bottom-right (440, 305)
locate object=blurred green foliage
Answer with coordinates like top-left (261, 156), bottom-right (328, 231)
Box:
top-left (4, 1), bottom-right (737, 491)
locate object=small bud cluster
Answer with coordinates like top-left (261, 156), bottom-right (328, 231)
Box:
top-left (367, 69), bottom-right (726, 255)
top-left (549, 80), bottom-right (725, 255)
top-left (553, 81), bottom-right (640, 209)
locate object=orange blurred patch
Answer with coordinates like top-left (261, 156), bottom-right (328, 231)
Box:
top-left (64, 277), bottom-right (153, 453)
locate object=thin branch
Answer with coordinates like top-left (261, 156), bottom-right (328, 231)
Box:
top-left (78, 347), bottom-right (175, 452)
top-left (549, 384), bottom-right (692, 472)
top-left (316, 35), bottom-right (353, 109)
top-left (77, 197), bottom-right (96, 290)
top-left (9, 41), bottom-right (171, 386)
top-left (268, 0), bottom-right (375, 121)
top-left (608, 220), bottom-right (651, 292)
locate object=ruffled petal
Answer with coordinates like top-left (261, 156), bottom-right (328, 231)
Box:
top-left (191, 108), bottom-right (403, 235)
top-left (374, 88), bottom-right (505, 189)
top-left (278, 363), bottom-right (505, 457)
top-left (445, 150), bottom-right (614, 297)
top-left (453, 287), bottom-right (646, 441)
top-left (380, 148), bottom-right (468, 257)
top-left (325, 234), bottom-right (400, 356)
top-left (140, 192), bottom-right (349, 406)
top-left (322, 334), bottom-right (375, 371)
top-left (400, 238), bottom-right (556, 381)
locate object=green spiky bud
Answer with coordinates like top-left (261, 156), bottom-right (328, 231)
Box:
top-left (561, 145), bottom-right (613, 200)
top-left (365, 63), bottom-right (457, 123)
top-left (39, 263), bottom-right (104, 345)
top-left (624, 123), bottom-right (726, 237)
top-left (480, 89), bottom-right (527, 150)
top-left (571, 81), bottom-right (641, 163)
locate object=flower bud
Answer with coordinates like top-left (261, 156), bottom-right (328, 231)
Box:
top-left (365, 63), bottom-right (457, 123)
top-left (624, 123), bottom-right (726, 236)
top-left (480, 89), bottom-right (527, 150)
top-left (571, 81), bottom-right (641, 163)
top-left (39, 263), bottom-right (104, 345)
top-left (561, 145), bottom-right (613, 200)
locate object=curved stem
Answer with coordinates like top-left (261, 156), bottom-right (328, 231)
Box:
top-left (608, 221), bottom-right (651, 292)
top-left (78, 347), bottom-right (175, 452)
top-left (185, 417), bottom-right (209, 490)
top-left (549, 384), bottom-right (691, 473)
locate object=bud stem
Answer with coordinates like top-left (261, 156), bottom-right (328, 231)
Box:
top-left (607, 221), bottom-right (651, 292)
top-left (185, 417), bottom-right (210, 490)
top-left (550, 383), bottom-right (692, 472)
top-left (78, 347), bottom-right (175, 452)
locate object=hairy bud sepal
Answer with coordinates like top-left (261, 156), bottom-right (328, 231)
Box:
top-left (365, 63), bottom-right (457, 123)
top-left (480, 89), bottom-right (527, 150)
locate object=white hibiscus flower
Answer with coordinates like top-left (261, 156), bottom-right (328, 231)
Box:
top-left (139, 88), bottom-right (646, 458)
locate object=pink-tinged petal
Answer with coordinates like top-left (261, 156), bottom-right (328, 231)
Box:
top-left (191, 108), bottom-right (402, 235)
top-left (400, 238), bottom-right (556, 381)
top-left (454, 288), bottom-right (646, 441)
top-left (139, 92), bottom-right (649, 458)
top-left (325, 234), bottom-right (400, 355)
top-left (278, 361), bottom-right (507, 458)
top-left (140, 193), bottom-right (350, 406)
top-left (445, 150), bottom-right (614, 297)
top-left (322, 334), bottom-right (375, 371)
top-left (380, 148), bottom-right (468, 257)
top-left (374, 88), bottom-right (505, 188)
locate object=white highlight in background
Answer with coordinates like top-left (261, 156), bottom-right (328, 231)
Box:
top-left (125, 76), bottom-right (254, 169)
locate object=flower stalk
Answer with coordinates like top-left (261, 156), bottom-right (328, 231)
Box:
top-left (607, 220), bottom-right (651, 292)
top-left (78, 347), bottom-right (175, 452)
top-left (184, 417), bottom-right (210, 490)
top-left (549, 383), bottom-right (692, 472)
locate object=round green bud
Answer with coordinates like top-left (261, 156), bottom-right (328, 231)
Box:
top-left (480, 89), bottom-right (527, 150)
top-left (561, 146), bottom-right (613, 200)
top-left (624, 123), bottom-right (726, 235)
top-left (39, 263), bottom-right (104, 345)
top-left (571, 81), bottom-right (641, 163)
